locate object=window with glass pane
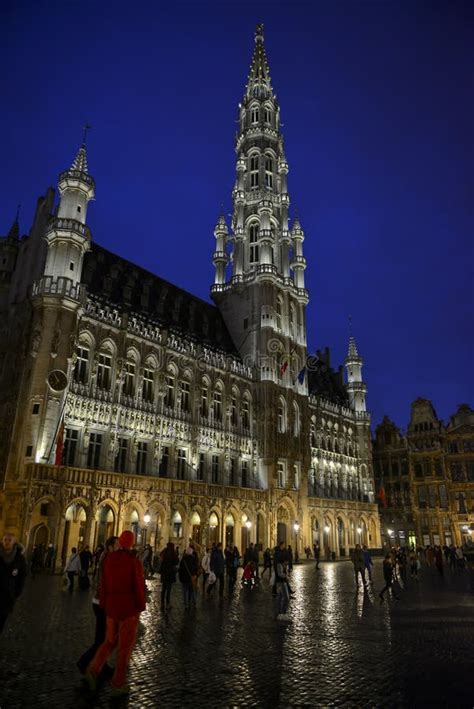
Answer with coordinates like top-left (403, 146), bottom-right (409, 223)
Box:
top-left (276, 299), bottom-right (282, 330)
top-left (97, 354), bottom-right (112, 390)
top-left (277, 462), bottom-right (285, 488)
top-left (201, 386), bottom-right (208, 417)
top-left (294, 464), bottom-right (300, 489)
top-left (428, 485), bottom-right (438, 508)
top-left (136, 442), bottom-right (148, 475)
top-left (249, 224), bottom-right (259, 263)
top-left (277, 402), bottom-right (285, 433)
top-left (439, 484), bottom-right (448, 509)
top-left (114, 437), bottom-right (128, 473)
top-left (87, 433), bottom-right (102, 468)
top-left (242, 399), bottom-right (250, 429)
top-left (197, 452), bottom-right (205, 481)
top-left (265, 157), bottom-right (273, 188)
top-left (250, 106), bottom-right (259, 123)
top-left (142, 369), bottom-right (154, 402)
top-left (165, 375), bottom-right (175, 407)
top-left (177, 449), bottom-right (186, 480)
top-left (159, 446), bottom-right (169, 477)
top-left (64, 429), bottom-right (78, 466)
top-left (264, 107), bottom-right (271, 123)
top-left (418, 485), bottom-right (426, 509)
top-left (450, 463), bottom-right (465, 481)
top-left (123, 361), bottom-right (136, 396)
top-left (211, 455), bottom-right (219, 483)
top-left (250, 155), bottom-right (259, 188)
top-left (241, 460), bottom-right (248, 487)
top-left (229, 458), bottom-right (236, 485)
top-left (231, 397), bottom-right (237, 425)
top-left (74, 347), bottom-right (89, 384)
top-left (180, 381), bottom-right (190, 411)
top-left (213, 390), bottom-right (222, 421)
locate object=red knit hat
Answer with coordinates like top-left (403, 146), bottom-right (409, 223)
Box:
top-left (119, 530), bottom-right (134, 549)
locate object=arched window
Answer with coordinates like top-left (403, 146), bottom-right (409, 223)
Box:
top-left (250, 105), bottom-right (259, 123)
top-left (96, 350), bottom-right (113, 391)
top-left (241, 395), bottom-right (250, 430)
top-left (249, 154), bottom-right (259, 189)
top-left (142, 366), bottom-right (155, 402)
top-left (249, 223), bottom-right (259, 264)
top-left (74, 343), bottom-right (90, 384)
top-left (293, 401), bottom-right (300, 437)
top-left (264, 106), bottom-right (271, 124)
top-left (275, 297), bottom-right (282, 330)
top-left (277, 397), bottom-right (287, 433)
top-left (164, 369), bottom-right (175, 408)
top-left (123, 359), bottom-right (136, 397)
top-left (213, 384), bottom-right (223, 422)
top-left (265, 156), bottom-right (273, 189)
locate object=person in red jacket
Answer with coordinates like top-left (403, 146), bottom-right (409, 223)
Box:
top-left (85, 530), bottom-right (145, 696)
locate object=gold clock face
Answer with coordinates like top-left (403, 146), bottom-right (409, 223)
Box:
top-left (47, 369), bottom-right (68, 392)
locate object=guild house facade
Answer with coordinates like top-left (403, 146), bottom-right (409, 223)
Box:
top-left (0, 26), bottom-right (380, 566)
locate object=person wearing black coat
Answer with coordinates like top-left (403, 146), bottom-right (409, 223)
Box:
top-left (179, 547), bottom-right (198, 609)
top-left (0, 532), bottom-right (27, 634)
top-left (160, 542), bottom-right (179, 610)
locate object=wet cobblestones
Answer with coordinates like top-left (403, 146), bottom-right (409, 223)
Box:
top-left (0, 560), bottom-right (473, 708)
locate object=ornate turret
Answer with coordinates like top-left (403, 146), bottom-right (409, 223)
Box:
top-left (345, 333), bottom-right (367, 413)
top-left (212, 212), bottom-right (229, 285)
top-left (33, 137), bottom-right (95, 304)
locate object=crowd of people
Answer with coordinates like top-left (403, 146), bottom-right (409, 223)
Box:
top-left (1, 528), bottom-right (472, 697)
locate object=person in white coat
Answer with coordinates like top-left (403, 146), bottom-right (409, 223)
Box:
top-left (201, 548), bottom-right (211, 594)
top-left (64, 547), bottom-right (82, 591)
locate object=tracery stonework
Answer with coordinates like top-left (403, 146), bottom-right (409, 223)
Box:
top-left (0, 26), bottom-right (380, 565)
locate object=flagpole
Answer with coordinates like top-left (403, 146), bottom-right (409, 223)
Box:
top-left (45, 397), bottom-right (68, 464)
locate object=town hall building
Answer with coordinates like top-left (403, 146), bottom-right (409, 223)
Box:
top-left (0, 25), bottom-right (381, 566)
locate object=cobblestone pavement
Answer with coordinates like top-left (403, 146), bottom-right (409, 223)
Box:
top-left (0, 559), bottom-right (473, 708)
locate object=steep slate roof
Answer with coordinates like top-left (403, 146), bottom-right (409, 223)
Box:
top-left (81, 242), bottom-right (239, 356)
top-left (307, 349), bottom-right (350, 407)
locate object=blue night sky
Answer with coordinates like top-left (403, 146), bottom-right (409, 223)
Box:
top-left (2, 0), bottom-right (473, 431)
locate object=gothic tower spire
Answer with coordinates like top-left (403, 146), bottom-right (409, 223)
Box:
top-left (212, 25), bottom-right (308, 388)
top-left (345, 331), bottom-right (367, 413)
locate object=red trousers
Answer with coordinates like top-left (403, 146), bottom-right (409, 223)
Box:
top-left (88, 614), bottom-right (139, 688)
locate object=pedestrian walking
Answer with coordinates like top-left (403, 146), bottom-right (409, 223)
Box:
top-left (251, 543), bottom-right (260, 579)
top-left (435, 546), bottom-right (444, 576)
top-left (44, 543), bottom-right (55, 572)
top-left (179, 546), bottom-right (198, 609)
top-left (379, 554), bottom-right (400, 602)
top-left (30, 544), bottom-right (44, 578)
top-left (206, 542), bottom-right (225, 598)
top-left (351, 544), bottom-right (366, 587)
top-left (64, 547), bottom-right (82, 591)
top-left (77, 536), bottom-right (119, 675)
top-left (362, 545), bottom-right (373, 581)
top-left (85, 530), bottom-right (146, 697)
top-left (159, 542), bottom-right (178, 610)
top-left (287, 545), bottom-right (294, 573)
top-left (262, 547), bottom-right (272, 579)
top-left (409, 549), bottom-right (418, 578)
top-left (274, 541), bottom-right (290, 620)
top-left (0, 532), bottom-right (27, 634)
top-left (314, 542), bottom-right (320, 570)
top-left (201, 547), bottom-right (210, 593)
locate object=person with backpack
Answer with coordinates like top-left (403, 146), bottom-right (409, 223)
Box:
top-left (159, 542), bottom-right (178, 611)
top-left (179, 545), bottom-right (198, 609)
top-left (379, 553), bottom-right (400, 602)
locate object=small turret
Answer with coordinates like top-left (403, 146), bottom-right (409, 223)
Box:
top-left (212, 212), bottom-right (229, 286)
top-left (345, 333), bottom-right (367, 413)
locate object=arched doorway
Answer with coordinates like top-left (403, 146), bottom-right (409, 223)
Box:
top-left (191, 511), bottom-right (201, 545)
top-left (209, 512), bottom-right (219, 545)
top-left (171, 511), bottom-right (183, 540)
top-left (62, 503), bottom-right (87, 564)
top-left (34, 524), bottom-right (49, 548)
top-left (225, 513), bottom-right (235, 547)
top-left (96, 505), bottom-right (115, 547)
top-left (323, 520), bottom-right (332, 558)
top-left (312, 519), bottom-right (320, 545)
top-left (277, 521), bottom-right (287, 545)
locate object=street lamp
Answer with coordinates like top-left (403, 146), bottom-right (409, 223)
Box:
top-left (357, 526), bottom-right (362, 541)
top-left (293, 522), bottom-right (300, 560)
top-left (143, 512), bottom-right (151, 546)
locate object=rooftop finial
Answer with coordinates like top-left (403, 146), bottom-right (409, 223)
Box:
top-left (15, 203), bottom-right (21, 223)
top-left (82, 122), bottom-right (92, 146)
top-left (255, 23), bottom-right (264, 42)
top-left (348, 314), bottom-right (352, 336)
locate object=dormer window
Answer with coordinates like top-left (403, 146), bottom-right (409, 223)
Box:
top-left (250, 106), bottom-right (259, 123)
top-left (264, 107), bottom-right (271, 123)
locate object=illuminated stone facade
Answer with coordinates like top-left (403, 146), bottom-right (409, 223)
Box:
top-left (373, 399), bottom-right (474, 547)
top-left (0, 26), bottom-right (380, 565)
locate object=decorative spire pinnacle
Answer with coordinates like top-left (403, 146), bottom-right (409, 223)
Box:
top-left (245, 23), bottom-right (274, 99)
top-left (7, 204), bottom-right (20, 240)
top-left (71, 143), bottom-right (89, 173)
top-left (347, 335), bottom-right (359, 359)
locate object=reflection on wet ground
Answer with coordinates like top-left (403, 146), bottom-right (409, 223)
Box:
top-left (0, 559), bottom-right (473, 707)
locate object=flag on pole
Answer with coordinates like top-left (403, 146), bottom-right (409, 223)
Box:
top-left (296, 366), bottom-right (306, 385)
top-left (54, 418), bottom-right (65, 466)
top-left (378, 484), bottom-right (387, 508)
top-left (279, 359), bottom-right (289, 377)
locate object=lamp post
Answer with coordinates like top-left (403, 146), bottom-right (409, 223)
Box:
top-left (357, 526), bottom-right (362, 544)
top-left (143, 512), bottom-right (151, 546)
top-left (293, 522), bottom-right (300, 562)
top-left (324, 524), bottom-right (330, 559)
